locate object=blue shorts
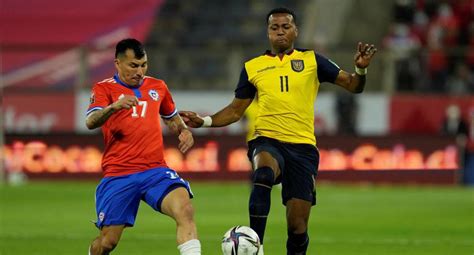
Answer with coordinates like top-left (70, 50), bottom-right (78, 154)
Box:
top-left (94, 167), bottom-right (193, 229)
top-left (247, 136), bottom-right (319, 205)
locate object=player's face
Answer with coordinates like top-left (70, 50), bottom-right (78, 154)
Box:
top-left (267, 13), bottom-right (298, 53)
top-left (115, 49), bottom-right (148, 86)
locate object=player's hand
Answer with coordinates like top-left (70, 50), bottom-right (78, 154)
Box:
top-left (179, 111), bottom-right (204, 128)
top-left (178, 129), bottom-right (194, 153)
top-left (111, 95), bottom-right (138, 111)
top-left (354, 42), bottom-right (377, 69)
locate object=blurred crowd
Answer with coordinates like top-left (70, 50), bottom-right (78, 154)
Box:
top-left (383, 0), bottom-right (474, 94)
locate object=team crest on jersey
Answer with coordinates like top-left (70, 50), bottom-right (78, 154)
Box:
top-left (89, 92), bottom-right (95, 104)
top-left (148, 89), bottom-right (159, 101)
top-left (291, 59), bottom-right (305, 72)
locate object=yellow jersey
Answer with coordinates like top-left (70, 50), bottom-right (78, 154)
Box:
top-left (235, 49), bottom-right (340, 145)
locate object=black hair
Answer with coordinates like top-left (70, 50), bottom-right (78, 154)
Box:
top-left (266, 7), bottom-right (297, 25)
top-left (115, 38), bottom-right (146, 59)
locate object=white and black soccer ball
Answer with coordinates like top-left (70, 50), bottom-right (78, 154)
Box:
top-left (221, 226), bottom-right (261, 255)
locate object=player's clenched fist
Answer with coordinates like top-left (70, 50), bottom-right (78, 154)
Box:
top-left (112, 95), bottom-right (138, 111)
top-left (179, 111), bottom-right (204, 128)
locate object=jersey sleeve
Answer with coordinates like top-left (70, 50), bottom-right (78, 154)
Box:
top-left (234, 67), bottom-right (256, 99)
top-left (315, 53), bottom-right (341, 83)
top-left (86, 84), bottom-right (111, 116)
top-left (160, 84), bottom-right (177, 119)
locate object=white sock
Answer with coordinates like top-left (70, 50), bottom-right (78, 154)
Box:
top-left (88, 245), bottom-right (92, 255)
top-left (258, 244), bottom-right (264, 255)
top-left (177, 239), bottom-right (201, 255)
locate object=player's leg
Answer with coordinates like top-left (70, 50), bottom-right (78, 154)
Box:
top-left (89, 225), bottom-right (125, 255)
top-left (282, 143), bottom-right (319, 255)
top-left (89, 175), bottom-right (141, 255)
top-left (249, 150), bottom-right (281, 246)
top-left (286, 199), bottom-right (311, 255)
top-left (160, 187), bottom-right (201, 255)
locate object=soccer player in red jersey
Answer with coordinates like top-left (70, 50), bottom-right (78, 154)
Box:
top-left (86, 38), bottom-right (201, 255)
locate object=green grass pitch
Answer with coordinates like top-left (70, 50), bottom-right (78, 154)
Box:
top-left (1, 180), bottom-right (473, 255)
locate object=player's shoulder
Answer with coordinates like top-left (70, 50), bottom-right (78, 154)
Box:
top-left (93, 77), bottom-right (117, 88)
top-left (294, 48), bottom-right (316, 57)
top-left (143, 76), bottom-right (168, 88)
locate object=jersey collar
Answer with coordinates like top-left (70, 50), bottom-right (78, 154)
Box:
top-left (113, 73), bottom-right (144, 89)
top-left (264, 49), bottom-right (295, 57)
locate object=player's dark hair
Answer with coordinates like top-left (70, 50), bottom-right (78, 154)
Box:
top-left (266, 7), bottom-right (297, 25)
top-left (115, 38), bottom-right (146, 59)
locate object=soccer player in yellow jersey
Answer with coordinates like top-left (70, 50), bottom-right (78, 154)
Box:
top-left (180, 7), bottom-right (377, 255)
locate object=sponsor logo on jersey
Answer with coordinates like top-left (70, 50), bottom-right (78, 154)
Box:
top-left (291, 60), bottom-right (304, 72)
top-left (149, 89), bottom-right (159, 101)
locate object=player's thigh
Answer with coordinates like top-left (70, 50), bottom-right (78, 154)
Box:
top-left (160, 187), bottom-right (194, 221)
top-left (248, 137), bottom-right (284, 178)
top-left (281, 144), bottom-right (319, 205)
top-left (253, 151), bottom-right (281, 177)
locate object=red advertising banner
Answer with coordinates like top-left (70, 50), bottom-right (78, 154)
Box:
top-left (3, 134), bottom-right (458, 183)
top-left (3, 92), bottom-right (75, 133)
top-left (390, 95), bottom-right (474, 134)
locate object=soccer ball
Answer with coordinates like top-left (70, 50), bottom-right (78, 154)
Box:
top-left (221, 226), bottom-right (261, 255)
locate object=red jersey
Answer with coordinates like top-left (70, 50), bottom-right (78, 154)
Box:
top-left (87, 74), bottom-right (177, 177)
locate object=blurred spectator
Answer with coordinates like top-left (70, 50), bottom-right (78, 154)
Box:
top-left (430, 3), bottom-right (460, 47)
top-left (440, 104), bottom-right (468, 137)
top-left (466, 22), bottom-right (474, 70)
top-left (393, 0), bottom-right (416, 24)
top-left (383, 23), bottom-right (421, 91)
top-left (446, 62), bottom-right (474, 94)
top-left (425, 25), bottom-right (449, 92)
top-left (336, 92), bottom-right (357, 135)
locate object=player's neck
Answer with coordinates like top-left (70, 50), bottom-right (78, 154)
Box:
top-left (271, 47), bottom-right (294, 59)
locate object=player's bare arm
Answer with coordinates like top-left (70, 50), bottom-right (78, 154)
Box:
top-left (86, 95), bottom-right (138, 129)
top-left (180, 98), bottom-right (253, 128)
top-left (334, 42), bottom-right (377, 93)
top-left (163, 114), bottom-right (194, 153)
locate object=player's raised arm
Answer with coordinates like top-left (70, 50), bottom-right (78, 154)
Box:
top-left (85, 95), bottom-right (138, 129)
top-left (162, 114), bottom-right (194, 153)
top-left (334, 42), bottom-right (377, 93)
top-left (180, 97), bottom-right (253, 128)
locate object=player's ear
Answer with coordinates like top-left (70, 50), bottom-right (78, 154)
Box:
top-left (114, 58), bottom-right (120, 68)
top-left (295, 27), bottom-right (298, 37)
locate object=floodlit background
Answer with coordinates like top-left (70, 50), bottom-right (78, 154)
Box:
top-left (1, 0), bottom-right (473, 254)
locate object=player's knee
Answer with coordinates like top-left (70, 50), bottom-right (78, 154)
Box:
top-left (287, 219), bottom-right (307, 234)
top-left (100, 235), bottom-right (119, 252)
top-left (174, 201), bottom-right (195, 223)
top-left (252, 167), bottom-right (275, 188)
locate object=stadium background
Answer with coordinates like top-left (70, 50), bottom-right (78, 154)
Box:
top-left (1, 0), bottom-right (473, 254)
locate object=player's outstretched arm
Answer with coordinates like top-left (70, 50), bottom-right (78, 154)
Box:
top-left (163, 114), bottom-right (194, 153)
top-left (180, 97), bottom-right (253, 128)
top-left (334, 42), bottom-right (377, 93)
top-left (85, 95), bottom-right (138, 129)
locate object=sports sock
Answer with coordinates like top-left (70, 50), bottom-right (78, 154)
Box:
top-left (286, 231), bottom-right (309, 255)
top-left (249, 167), bottom-right (274, 244)
top-left (177, 239), bottom-right (201, 255)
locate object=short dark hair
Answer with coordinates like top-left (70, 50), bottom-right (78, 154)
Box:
top-left (266, 7), bottom-right (297, 25)
top-left (115, 38), bottom-right (146, 59)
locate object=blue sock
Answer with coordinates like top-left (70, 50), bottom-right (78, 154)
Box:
top-left (249, 166), bottom-right (274, 244)
top-left (286, 231), bottom-right (309, 255)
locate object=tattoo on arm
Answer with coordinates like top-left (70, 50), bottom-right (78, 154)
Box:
top-left (164, 115), bottom-right (188, 135)
top-left (86, 106), bottom-right (116, 129)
